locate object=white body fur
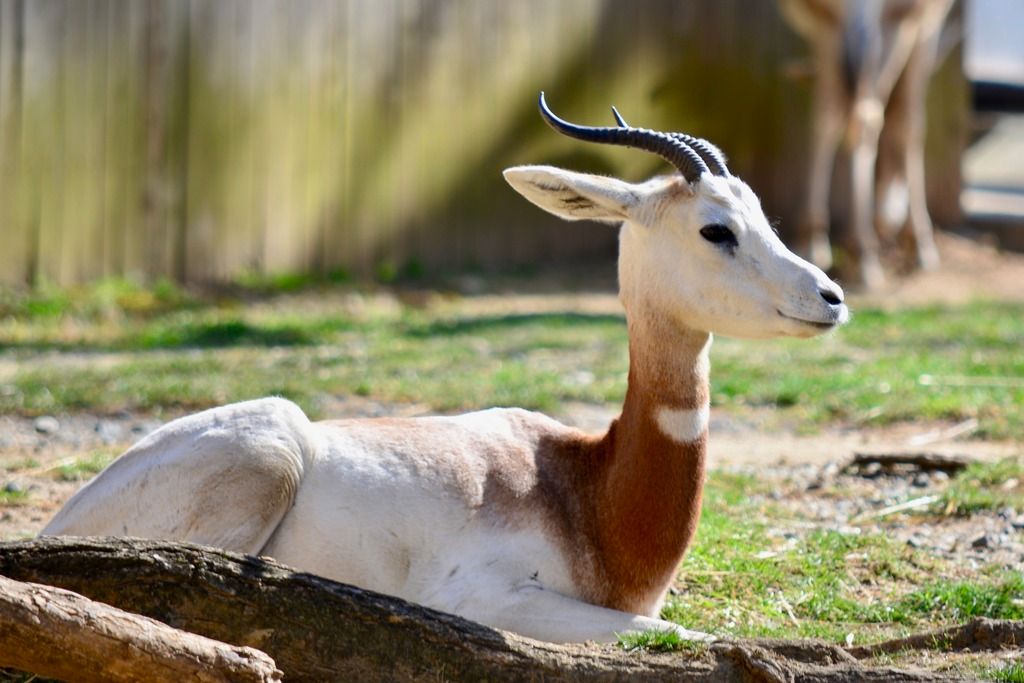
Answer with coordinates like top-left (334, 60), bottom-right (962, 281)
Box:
top-left (46, 400), bottom-right (692, 642)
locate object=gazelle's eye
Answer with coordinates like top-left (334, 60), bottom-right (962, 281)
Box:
top-left (699, 224), bottom-right (738, 252)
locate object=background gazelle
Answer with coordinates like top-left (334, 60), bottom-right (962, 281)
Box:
top-left (779, 0), bottom-right (955, 288)
top-left (43, 93), bottom-right (848, 644)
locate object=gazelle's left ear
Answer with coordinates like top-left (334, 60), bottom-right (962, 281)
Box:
top-left (503, 165), bottom-right (640, 224)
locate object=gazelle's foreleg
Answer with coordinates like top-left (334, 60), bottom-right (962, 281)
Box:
top-left (453, 584), bottom-right (710, 645)
top-left (847, 96), bottom-right (887, 288)
top-left (893, 21), bottom-right (945, 271)
top-left (797, 60), bottom-right (846, 271)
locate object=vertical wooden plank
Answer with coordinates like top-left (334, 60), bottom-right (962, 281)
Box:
top-left (120, 0), bottom-right (149, 279)
top-left (229, 0), bottom-right (257, 277)
top-left (303, 0), bottom-right (333, 277)
top-left (258, 0), bottom-right (282, 275)
top-left (338, 0), bottom-right (358, 275)
top-left (0, 0), bottom-right (29, 285)
top-left (28, 1), bottom-right (65, 284)
top-left (74, 0), bottom-right (110, 283)
top-left (146, 0), bottom-right (181, 280)
top-left (175, 0), bottom-right (196, 283)
top-left (53, 0), bottom-right (80, 283)
top-left (315, 0), bottom-right (345, 277)
top-left (248, 0), bottom-right (270, 278)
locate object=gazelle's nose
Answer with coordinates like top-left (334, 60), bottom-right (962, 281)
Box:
top-left (818, 286), bottom-right (844, 306)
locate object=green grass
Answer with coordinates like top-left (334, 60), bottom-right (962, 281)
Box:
top-left (616, 628), bottom-right (708, 654)
top-left (662, 471), bottom-right (1024, 644)
top-left (711, 302), bottom-right (1024, 439)
top-left (54, 451), bottom-right (117, 482)
top-left (893, 576), bottom-right (1024, 622)
top-left (938, 457), bottom-right (1024, 515)
top-left (1, 458), bottom-right (40, 473)
top-left (0, 283), bottom-right (1021, 438)
top-left (0, 306), bottom-right (628, 417)
top-left (0, 277), bottom-right (194, 321)
top-left (0, 488), bottom-right (29, 505)
top-left (985, 661), bottom-right (1024, 683)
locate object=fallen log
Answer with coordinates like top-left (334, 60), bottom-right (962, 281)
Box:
top-left (0, 575), bottom-right (281, 683)
top-left (0, 537), bottom-right (969, 682)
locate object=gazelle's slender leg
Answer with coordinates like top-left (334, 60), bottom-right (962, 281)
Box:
top-left (897, 25), bottom-right (944, 271)
top-left (847, 99), bottom-right (886, 288)
top-left (798, 67), bottom-right (846, 271)
top-left (903, 122), bottom-right (939, 270)
top-left (451, 584), bottom-right (711, 645)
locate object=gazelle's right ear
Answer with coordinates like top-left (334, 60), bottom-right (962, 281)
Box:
top-left (503, 166), bottom-right (640, 224)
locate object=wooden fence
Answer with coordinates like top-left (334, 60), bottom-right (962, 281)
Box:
top-left (0, 0), bottom-right (968, 286)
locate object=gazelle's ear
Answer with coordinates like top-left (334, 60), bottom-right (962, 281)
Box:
top-left (503, 166), bottom-right (641, 223)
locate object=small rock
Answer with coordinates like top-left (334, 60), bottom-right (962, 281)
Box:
top-left (912, 473), bottom-right (931, 488)
top-left (94, 420), bottom-right (124, 444)
top-left (131, 420), bottom-right (161, 435)
top-left (931, 471), bottom-right (949, 483)
top-left (860, 462), bottom-right (883, 479)
top-left (971, 534), bottom-right (991, 549)
top-left (1011, 516), bottom-right (1024, 531)
top-left (34, 415), bottom-right (60, 435)
top-left (4, 481), bottom-right (23, 494)
top-left (906, 536), bottom-right (925, 549)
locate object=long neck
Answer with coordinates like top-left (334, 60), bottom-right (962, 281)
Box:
top-left (593, 304), bottom-right (711, 610)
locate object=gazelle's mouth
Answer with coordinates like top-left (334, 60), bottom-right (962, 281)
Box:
top-left (776, 310), bottom-right (841, 330)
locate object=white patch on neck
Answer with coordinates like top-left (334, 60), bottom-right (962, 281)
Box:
top-left (655, 404), bottom-right (710, 444)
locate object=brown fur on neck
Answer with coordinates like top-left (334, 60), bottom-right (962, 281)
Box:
top-left (554, 311), bottom-right (711, 614)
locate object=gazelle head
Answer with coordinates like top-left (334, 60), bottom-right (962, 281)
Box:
top-left (504, 93), bottom-right (849, 339)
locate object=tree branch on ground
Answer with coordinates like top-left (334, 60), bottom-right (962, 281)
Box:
top-left (845, 452), bottom-right (973, 475)
top-left (0, 574), bottom-right (280, 683)
top-left (0, 537), bottom-right (989, 683)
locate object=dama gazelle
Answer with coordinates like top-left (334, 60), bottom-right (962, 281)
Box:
top-left (43, 94), bottom-right (848, 644)
top-left (779, 0), bottom-right (955, 287)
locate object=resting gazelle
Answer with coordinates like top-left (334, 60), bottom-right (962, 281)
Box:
top-left (44, 94), bottom-right (848, 643)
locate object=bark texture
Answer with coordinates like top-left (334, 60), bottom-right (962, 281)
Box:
top-left (0, 537), bottom-right (982, 682)
top-left (0, 575), bottom-right (281, 683)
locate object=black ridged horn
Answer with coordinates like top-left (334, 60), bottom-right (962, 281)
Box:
top-left (538, 92), bottom-right (709, 184)
top-left (611, 107), bottom-right (730, 177)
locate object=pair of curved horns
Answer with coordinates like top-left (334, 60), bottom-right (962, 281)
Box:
top-left (538, 92), bottom-right (729, 184)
